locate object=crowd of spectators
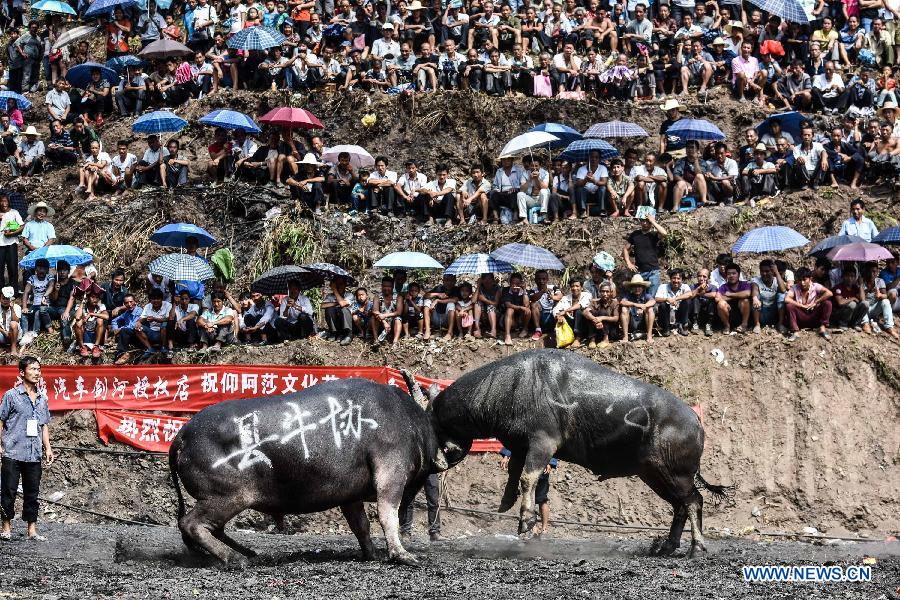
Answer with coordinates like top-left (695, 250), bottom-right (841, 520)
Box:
top-left (0, 195), bottom-right (896, 362)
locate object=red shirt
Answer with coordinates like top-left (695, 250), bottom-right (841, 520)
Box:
top-left (208, 141), bottom-right (232, 157)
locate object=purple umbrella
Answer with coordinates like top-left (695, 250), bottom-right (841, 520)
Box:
top-left (826, 242), bottom-right (894, 262)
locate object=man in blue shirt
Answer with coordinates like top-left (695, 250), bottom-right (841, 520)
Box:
top-left (0, 356), bottom-right (54, 541)
top-left (111, 293), bottom-right (145, 365)
top-left (838, 198), bottom-right (879, 242)
top-left (21, 202), bottom-right (56, 253)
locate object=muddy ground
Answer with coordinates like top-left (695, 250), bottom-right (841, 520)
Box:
top-left (0, 523), bottom-right (897, 599)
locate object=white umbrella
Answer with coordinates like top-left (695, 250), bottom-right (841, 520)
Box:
top-left (498, 131), bottom-right (559, 158)
top-left (320, 144), bottom-right (375, 168)
top-left (52, 25), bottom-right (99, 51)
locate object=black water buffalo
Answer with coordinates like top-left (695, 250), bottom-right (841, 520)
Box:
top-left (420, 349), bottom-right (730, 557)
top-left (169, 375), bottom-right (447, 566)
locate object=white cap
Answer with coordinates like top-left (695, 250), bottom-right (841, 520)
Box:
top-left (1, 286), bottom-right (14, 299)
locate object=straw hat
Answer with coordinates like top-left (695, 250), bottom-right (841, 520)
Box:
top-left (298, 153), bottom-right (324, 166)
top-left (724, 20), bottom-right (744, 34)
top-left (878, 100), bottom-right (898, 116)
top-left (23, 125), bottom-right (40, 137)
top-left (27, 201), bottom-right (55, 217)
top-left (660, 98), bottom-right (682, 112)
top-left (754, 142), bottom-right (767, 152)
top-left (626, 274), bottom-right (650, 288)
top-left (381, 21), bottom-right (394, 29)
top-left (407, 0), bottom-right (425, 9)
top-left (711, 36), bottom-right (726, 46)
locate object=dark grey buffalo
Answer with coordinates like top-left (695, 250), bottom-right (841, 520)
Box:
top-left (169, 375), bottom-right (447, 566)
top-left (420, 349), bottom-right (730, 557)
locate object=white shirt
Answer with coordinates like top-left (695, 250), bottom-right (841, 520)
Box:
top-left (371, 37), bottom-right (401, 58)
top-left (370, 169), bottom-right (398, 184)
top-left (424, 178), bottom-right (457, 194)
top-left (27, 274), bottom-right (54, 305)
top-left (705, 158), bottom-right (738, 179)
top-left (552, 52), bottom-right (582, 71)
top-left (793, 142), bottom-right (825, 173)
top-left (552, 291), bottom-right (592, 316)
top-left (813, 72), bottom-right (844, 94)
top-left (0, 209), bottom-right (23, 247)
top-left (141, 146), bottom-right (169, 164)
top-left (462, 177), bottom-right (490, 196)
top-left (655, 282), bottom-right (691, 301)
top-left (575, 164), bottom-right (608, 193)
top-left (109, 152), bottom-right (137, 177)
top-left (234, 137), bottom-right (258, 158)
top-left (396, 171), bottom-right (428, 194)
top-left (751, 275), bottom-right (781, 307)
top-left (279, 293), bottom-right (313, 322)
top-left (492, 165), bottom-right (527, 192)
top-left (173, 302), bottom-right (199, 330)
top-left (711, 268), bottom-right (746, 288)
top-left (141, 301), bottom-right (172, 331)
top-left (630, 164), bottom-right (667, 200)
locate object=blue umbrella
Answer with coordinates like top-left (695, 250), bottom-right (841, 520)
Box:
top-left (584, 121), bottom-right (649, 139)
top-left (873, 226), bottom-right (900, 245)
top-left (665, 119), bottom-right (725, 141)
top-left (132, 110), bottom-right (188, 134)
top-left (490, 243), bottom-right (564, 270)
top-left (227, 26), bottom-right (286, 50)
top-left (20, 245), bottom-right (93, 269)
top-left (747, 0), bottom-right (809, 24)
top-left (373, 251), bottom-right (443, 270)
top-left (557, 139), bottom-right (619, 163)
top-left (32, 0), bottom-right (77, 14)
top-left (755, 111), bottom-right (807, 144)
top-left (199, 109), bottom-right (262, 134)
top-left (807, 234), bottom-right (866, 258)
top-left (84, 0), bottom-right (137, 17)
top-left (151, 223), bottom-right (217, 248)
top-left (0, 91), bottom-right (32, 111)
top-left (66, 62), bottom-right (120, 88)
top-left (105, 55), bottom-right (145, 74)
top-left (446, 253), bottom-right (513, 276)
top-left (150, 254), bottom-right (215, 281)
top-left (732, 226), bottom-right (810, 254)
top-left (528, 123), bottom-right (583, 149)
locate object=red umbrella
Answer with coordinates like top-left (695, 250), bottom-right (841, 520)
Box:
top-left (259, 107), bottom-right (323, 129)
top-left (826, 242), bottom-right (894, 262)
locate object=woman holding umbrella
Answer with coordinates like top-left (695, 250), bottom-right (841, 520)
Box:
top-left (106, 7), bottom-right (133, 61)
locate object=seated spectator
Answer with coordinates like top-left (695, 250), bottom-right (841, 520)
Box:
top-left (811, 60), bottom-right (845, 114)
top-left (529, 270), bottom-right (557, 340)
top-left (777, 60), bottom-right (813, 110)
top-left (792, 125), bottom-right (827, 189)
top-left (198, 292), bottom-right (237, 351)
top-left (860, 263), bottom-right (899, 338)
top-left (206, 127), bottom-right (232, 183)
top-left (350, 287), bottom-right (373, 340)
top-left (423, 273), bottom-right (458, 340)
top-left (76, 140), bottom-right (111, 201)
top-left (690, 268), bottom-right (718, 336)
top-left (0, 286), bottom-right (22, 355)
top-left (8, 126), bottom-right (44, 180)
top-left (457, 164), bottom-right (491, 224)
top-left (583, 281), bottom-right (619, 347)
top-left (655, 268), bottom-right (692, 336)
top-left (490, 157), bottom-right (526, 223)
top-left (751, 259), bottom-right (789, 333)
top-left (500, 272), bottom-right (530, 345)
top-left (516, 158), bottom-right (549, 224)
top-left (274, 279), bottom-right (315, 341)
top-left (134, 135), bottom-right (167, 188)
top-left (553, 279), bottom-right (592, 348)
top-left (371, 276), bottom-right (404, 344)
top-left (824, 127), bottom-right (865, 189)
top-left (769, 136), bottom-right (795, 190)
top-left (785, 267), bottom-right (834, 340)
top-left (402, 282), bottom-right (425, 338)
top-left (321, 278), bottom-right (353, 345)
top-left (286, 153), bottom-right (326, 212)
top-left (115, 64), bottom-right (147, 116)
top-left (104, 140), bottom-right (138, 194)
top-left (548, 160), bottom-right (573, 221)
top-left (138, 288), bottom-right (172, 359)
top-left (630, 152), bottom-right (668, 212)
top-left (574, 151), bottom-right (609, 218)
top-left (79, 68), bottom-right (113, 117)
top-left (831, 266), bottom-right (867, 330)
top-left (45, 79), bottom-right (72, 123)
top-left (704, 142), bottom-right (738, 204)
top-left (0, 115), bottom-right (18, 162)
top-left (110, 293), bottom-right (143, 364)
top-left (394, 160), bottom-right (428, 218)
top-left (161, 139), bottom-right (190, 189)
top-left (45, 120), bottom-right (79, 167)
top-left (473, 272), bottom-right (501, 339)
top-left (366, 156), bottom-right (397, 214)
top-left (672, 140), bottom-right (708, 207)
top-left (716, 263), bottom-right (751, 335)
top-left (168, 289), bottom-right (200, 350)
top-left (739, 143), bottom-right (778, 202)
top-left (421, 163), bottom-right (457, 225)
top-left (101, 269), bottom-right (129, 311)
top-left (73, 284), bottom-right (108, 360)
top-left (620, 274), bottom-right (656, 342)
top-left (21, 258), bottom-right (55, 340)
top-left (880, 256), bottom-right (899, 311)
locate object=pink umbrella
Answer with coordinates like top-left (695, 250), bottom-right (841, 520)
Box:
top-left (826, 242), bottom-right (894, 262)
top-left (259, 107), bottom-right (323, 130)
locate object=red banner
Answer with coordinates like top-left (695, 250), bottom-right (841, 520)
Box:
top-left (96, 409), bottom-right (189, 453)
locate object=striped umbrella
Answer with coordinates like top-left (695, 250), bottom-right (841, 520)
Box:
top-left (490, 243), bottom-right (564, 270)
top-left (732, 226), bottom-right (809, 253)
top-left (445, 253), bottom-right (513, 276)
top-left (251, 265), bottom-right (320, 294)
top-left (665, 118), bottom-right (726, 141)
top-left (132, 110), bottom-right (188, 134)
top-left (557, 139), bottom-right (619, 163)
top-left (584, 120), bottom-right (649, 139)
top-left (32, 0), bottom-right (77, 14)
top-left (259, 107), bottom-right (323, 129)
top-left (227, 26), bottom-right (286, 50)
top-left (85, 0), bottom-right (137, 18)
top-left (747, 0), bottom-right (809, 24)
top-left (150, 254), bottom-right (215, 281)
top-left (199, 109), bottom-right (261, 133)
top-left (873, 226), bottom-right (900, 245)
top-left (0, 91), bottom-right (32, 111)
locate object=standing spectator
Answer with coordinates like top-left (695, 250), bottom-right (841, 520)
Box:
top-left (0, 356), bottom-right (54, 542)
top-left (837, 198), bottom-right (879, 241)
top-left (715, 263), bottom-right (752, 335)
top-left (18, 22), bottom-right (44, 93)
top-left (623, 212), bottom-right (667, 296)
top-left (620, 274), bottom-right (656, 343)
top-left (0, 194), bottom-right (23, 294)
top-left (655, 268), bottom-right (693, 336)
top-left (137, 1), bottom-right (167, 49)
top-left (785, 267), bottom-right (834, 340)
top-left (321, 278), bottom-right (353, 345)
top-left (106, 8), bottom-right (133, 60)
top-left (274, 279), bottom-right (315, 341)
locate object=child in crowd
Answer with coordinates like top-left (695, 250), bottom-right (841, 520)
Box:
top-left (403, 281), bottom-right (424, 337)
top-left (22, 258), bottom-right (56, 338)
top-left (455, 282), bottom-right (475, 337)
top-left (351, 170), bottom-right (369, 215)
top-left (351, 287), bottom-right (373, 338)
top-left (371, 277), bottom-right (404, 344)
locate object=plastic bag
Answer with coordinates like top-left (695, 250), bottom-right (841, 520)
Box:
top-left (555, 320), bottom-right (574, 348)
top-left (533, 74), bottom-right (552, 98)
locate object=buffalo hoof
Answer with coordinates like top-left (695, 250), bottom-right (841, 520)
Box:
top-left (688, 542), bottom-right (708, 559)
top-left (497, 493), bottom-right (518, 513)
top-left (649, 537), bottom-right (679, 557)
top-left (517, 517), bottom-right (537, 539)
top-left (221, 555), bottom-right (249, 570)
top-left (391, 552), bottom-right (420, 568)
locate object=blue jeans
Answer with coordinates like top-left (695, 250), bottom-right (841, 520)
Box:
top-left (641, 270), bottom-right (661, 298)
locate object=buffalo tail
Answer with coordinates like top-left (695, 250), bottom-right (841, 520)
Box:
top-left (695, 471), bottom-right (735, 508)
top-left (169, 430), bottom-right (186, 522)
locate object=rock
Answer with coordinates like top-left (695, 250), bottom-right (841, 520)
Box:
top-left (801, 526), bottom-right (818, 535)
top-left (751, 506), bottom-right (761, 517)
